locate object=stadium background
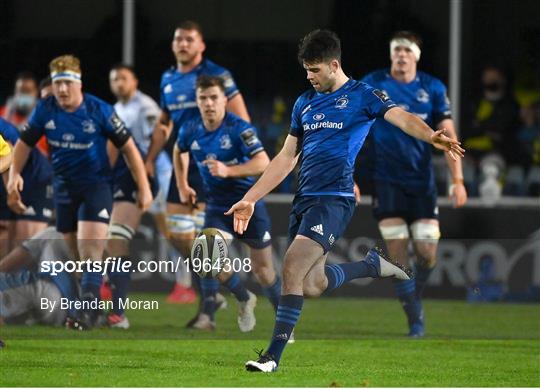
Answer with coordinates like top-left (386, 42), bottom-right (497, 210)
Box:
top-left (1, 0), bottom-right (539, 300)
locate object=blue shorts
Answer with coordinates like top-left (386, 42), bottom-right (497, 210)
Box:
top-left (54, 182), bottom-right (113, 233)
top-left (372, 181), bottom-right (438, 224)
top-left (288, 195), bottom-right (356, 254)
top-left (113, 172), bottom-right (159, 204)
top-left (167, 163), bottom-right (206, 204)
top-left (204, 201), bottom-right (272, 249)
top-left (0, 181), bottom-right (53, 223)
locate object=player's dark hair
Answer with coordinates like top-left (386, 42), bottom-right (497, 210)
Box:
top-left (15, 71), bottom-right (38, 84)
top-left (390, 31), bottom-right (423, 50)
top-left (110, 63), bottom-right (137, 78)
top-left (297, 29), bottom-right (341, 64)
top-left (39, 76), bottom-right (51, 91)
top-left (196, 75), bottom-right (225, 93)
top-left (176, 20), bottom-right (204, 39)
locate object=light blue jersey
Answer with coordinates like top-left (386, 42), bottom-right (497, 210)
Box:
top-left (361, 69), bottom-right (452, 191)
top-left (290, 79), bottom-right (396, 197)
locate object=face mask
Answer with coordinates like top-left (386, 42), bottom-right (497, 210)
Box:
top-left (483, 82), bottom-right (502, 92)
top-left (13, 93), bottom-right (36, 115)
top-left (483, 83), bottom-right (504, 102)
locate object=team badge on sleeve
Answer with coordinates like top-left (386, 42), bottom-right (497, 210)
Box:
top-left (222, 73), bottom-right (235, 89)
top-left (240, 128), bottom-right (259, 147)
top-left (110, 112), bottom-right (126, 133)
top-left (373, 89), bottom-right (390, 103)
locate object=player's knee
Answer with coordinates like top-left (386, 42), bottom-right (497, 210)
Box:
top-left (379, 223), bottom-right (410, 240)
top-left (411, 221), bottom-right (440, 242)
top-left (303, 282), bottom-right (324, 298)
top-left (193, 211), bottom-right (205, 233)
top-left (251, 262), bottom-right (275, 286)
top-left (411, 221), bottom-right (440, 268)
top-left (167, 214), bottom-right (195, 236)
top-left (107, 223), bottom-right (135, 247)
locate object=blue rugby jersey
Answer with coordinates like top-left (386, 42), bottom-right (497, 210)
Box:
top-left (361, 69), bottom-right (452, 191)
top-left (22, 94), bottom-right (131, 187)
top-left (0, 117), bottom-right (53, 185)
top-left (290, 79), bottom-right (396, 197)
top-left (177, 113), bottom-right (264, 208)
top-left (160, 59), bottom-right (239, 140)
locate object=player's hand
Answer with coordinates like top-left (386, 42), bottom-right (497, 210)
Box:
top-left (179, 185), bottom-right (197, 206)
top-left (7, 189), bottom-right (26, 214)
top-left (431, 129), bottom-right (465, 160)
top-left (137, 184), bottom-right (153, 211)
top-left (449, 182), bottom-right (468, 208)
top-left (353, 182), bottom-right (361, 205)
top-left (7, 173), bottom-right (24, 195)
top-left (224, 200), bottom-right (255, 234)
top-left (144, 159), bottom-right (155, 178)
top-left (203, 159), bottom-right (230, 178)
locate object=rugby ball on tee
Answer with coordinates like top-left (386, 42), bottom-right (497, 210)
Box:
top-left (190, 228), bottom-right (228, 278)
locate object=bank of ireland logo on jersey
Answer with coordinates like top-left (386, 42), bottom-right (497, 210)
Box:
top-left (206, 153), bottom-right (217, 161)
top-left (313, 113), bottom-right (325, 121)
top-left (335, 95), bottom-right (349, 109)
top-left (164, 84), bottom-right (173, 94)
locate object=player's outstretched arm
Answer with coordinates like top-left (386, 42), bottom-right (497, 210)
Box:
top-left (145, 111), bottom-right (172, 176)
top-left (204, 151), bottom-right (270, 178)
top-left (437, 118), bottom-right (468, 207)
top-left (173, 144), bottom-right (197, 205)
top-left (225, 134), bottom-right (300, 234)
top-left (383, 107), bottom-right (465, 160)
top-left (120, 138), bottom-right (153, 211)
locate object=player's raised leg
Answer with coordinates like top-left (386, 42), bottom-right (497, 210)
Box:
top-left (245, 235), bottom-right (321, 372)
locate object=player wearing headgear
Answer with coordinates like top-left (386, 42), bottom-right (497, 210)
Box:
top-left (227, 29), bottom-right (464, 372)
top-left (145, 21), bottom-right (252, 320)
top-left (175, 75), bottom-right (281, 331)
top-left (359, 31), bottom-right (468, 337)
top-left (7, 54), bottom-right (153, 328)
top-left (0, 117), bottom-right (53, 258)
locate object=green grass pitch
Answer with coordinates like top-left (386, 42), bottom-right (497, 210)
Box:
top-left (1, 294), bottom-right (539, 387)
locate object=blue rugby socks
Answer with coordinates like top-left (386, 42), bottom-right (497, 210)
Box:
top-left (324, 261), bottom-right (378, 293)
top-left (223, 273), bottom-right (250, 302)
top-left (200, 278), bottom-right (220, 320)
top-left (414, 264), bottom-right (434, 298)
top-left (109, 267), bottom-right (131, 315)
top-left (267, 294), bottom-right (303, 364)
top-left (262, 276), bottom-right (282, 311)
